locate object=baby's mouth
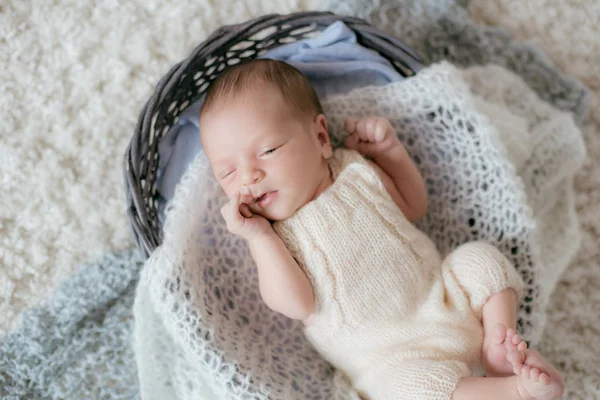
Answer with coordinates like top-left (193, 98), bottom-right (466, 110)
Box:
top-left (255, 193), bottom-right (268, 202)
top-left (255, 191), bottom-right (277, 207)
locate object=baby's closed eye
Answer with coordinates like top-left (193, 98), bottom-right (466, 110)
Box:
top-left (260, 143), bottom-right (285, 157)
top-left (220, 169), bottom-right (236, 180)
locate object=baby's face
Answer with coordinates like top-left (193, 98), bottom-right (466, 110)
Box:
top-left (200, 84), bottom-right (332, 221)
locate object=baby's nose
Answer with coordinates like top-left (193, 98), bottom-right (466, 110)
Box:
top-left (240, 166), bottom-right (264, 185)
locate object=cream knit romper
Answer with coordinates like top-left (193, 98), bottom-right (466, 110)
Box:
top-left (272, 148), bottom-right (524, 400)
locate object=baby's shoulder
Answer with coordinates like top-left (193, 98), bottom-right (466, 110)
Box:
top-left (330, 148), bottom-right (369, 177)
top-left (332, 147), bottom-right (364, 164)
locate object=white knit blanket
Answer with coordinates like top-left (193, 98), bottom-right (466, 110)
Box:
top-left (133, 61), bottom-right (585, 399)
top-left (468, 3), bottom-right (600, 396)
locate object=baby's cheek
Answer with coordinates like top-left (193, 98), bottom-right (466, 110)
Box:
top-left (220, 183), bottom-right (235, 199)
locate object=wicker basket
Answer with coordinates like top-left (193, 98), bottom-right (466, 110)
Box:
top-left (123, 11), bottom-right (425, 258)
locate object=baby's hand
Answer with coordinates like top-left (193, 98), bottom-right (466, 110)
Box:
top-left (221, 188), bottom-right (273, 241)
top-left (344, 116), bottom-right (400, 158)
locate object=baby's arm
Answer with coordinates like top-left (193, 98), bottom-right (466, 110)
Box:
top-left (248, 233), bottom-right (315, 321)
top-left (221, 189), bottom-right (315, 321)
top-left (220, 190), bottom-right (315, 321)
top-left (345, 117), bottom-right (428, 222)
top-left (370, 145), bottom-right (428, 222)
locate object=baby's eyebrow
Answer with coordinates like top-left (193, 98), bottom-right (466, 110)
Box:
top-left (214, 164), bottom-right (233, 176)
top-left (210, 155), bottom-right (233, 167)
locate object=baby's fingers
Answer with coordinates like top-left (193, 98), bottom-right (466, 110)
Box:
top-left (238, 188), bottom-right (254, 218)
top-left (221, 192), bottom-right (243, 222)
top-left (344, 118), bottom-right (358, 134)
top-left (239, 203), bottom-right (252, 218)
top-left (344, 132), bottom-right (360, 148)
top-left (355, 118), bottom-right (373, 140)
top-left (345, 119), bottom-right (373, 147)
top-left (348, 140), bottom-right (381, 158)
top-left (373, 118), bottom-right (390, 142)
top-left (357, 117), bottom-right (388, 142)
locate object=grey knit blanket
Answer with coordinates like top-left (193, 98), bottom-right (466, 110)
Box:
top-left (0, 1), bottom-right (587, 398)
top-left (0, 251), bottom-right (143, 400)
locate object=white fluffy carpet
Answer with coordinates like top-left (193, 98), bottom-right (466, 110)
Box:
top-left (1, 0), bottom-right (598, 398)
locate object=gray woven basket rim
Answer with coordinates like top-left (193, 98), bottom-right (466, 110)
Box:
top-left (123, 11), bottom-right (425, 258)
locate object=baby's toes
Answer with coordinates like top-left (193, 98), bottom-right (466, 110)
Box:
top-left (511, 333), bottom-right (521, 345)
top-left (539, 372), bottom-right (550, 385)
top-left (521, 365), bottom-right (532, 379)
top-left (507, 349), bottom-right (525, 371)
top-left (504, 329), bottom-right (517, 350)
top-left (504, 341), bottom-right (517, 352)
top-left (517, 340), bottom-right (527, 352)
top-left (513, 364), bottom-right (522, 375)
top-left (506, 328), bottom-right (516, 341)
top-left (507, 350), bottom-right (524, 365)
top-left (530, 367), bottom-right (541, 382)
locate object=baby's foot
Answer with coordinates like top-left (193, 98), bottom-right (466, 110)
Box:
top-left (482, 323), bottom-right (527, 377)
top-left (508, 349), bottom-right (564, 400)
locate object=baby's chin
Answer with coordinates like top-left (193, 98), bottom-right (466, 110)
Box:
top-left (251, 209), bottom-right (282, 222)
top-left (249, 205), bottom-right (291, 222)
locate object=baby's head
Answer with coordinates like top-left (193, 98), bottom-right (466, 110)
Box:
top-left (199, 59), bottom-right (333, 221)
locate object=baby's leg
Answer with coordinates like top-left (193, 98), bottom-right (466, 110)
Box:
top-left (354, 358), bottom-right (472, 400)
top-left (481, 289), bottom-right (528, 376)
top-left (356, 356), bottom-right (562, 400)
top-left (453, 375), bottom-right (520, 400)
top-left (441, 241), bottom-right (524, 376)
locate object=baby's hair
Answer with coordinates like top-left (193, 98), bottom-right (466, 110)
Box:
top-left (200, 59), bottom-right (323, 119)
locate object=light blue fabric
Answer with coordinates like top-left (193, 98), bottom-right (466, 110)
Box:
top-left (263, 21), bottom-right (404, 98)
top-left (156, 21), bottom-right (404, 204)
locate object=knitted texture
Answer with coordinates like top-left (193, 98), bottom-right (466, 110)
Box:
top-left (466, 2), bottom-right (600, 397)
top-left (462, 65), bottom-right (587, 295)
top-left (133, 154), bottom-right (360, 400)
top-left (272, 148), bottom-right (524, 399)
top-left (132, 62), bottom-right (584, 399)
top-left (324, 63), bottom-right (585, 343)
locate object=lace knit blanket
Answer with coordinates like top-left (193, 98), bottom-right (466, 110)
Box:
top-left (132, 61), bottom-right (585, 399)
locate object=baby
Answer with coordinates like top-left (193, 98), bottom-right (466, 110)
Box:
top-left (199, 59), bottom-right (564, 400)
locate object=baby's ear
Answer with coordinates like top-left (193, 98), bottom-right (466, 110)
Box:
top-left (314, 114), bottom-right (333, 159)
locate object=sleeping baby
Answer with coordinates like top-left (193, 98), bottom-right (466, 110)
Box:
top-left (198, 59), bottom-right (564, 400)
